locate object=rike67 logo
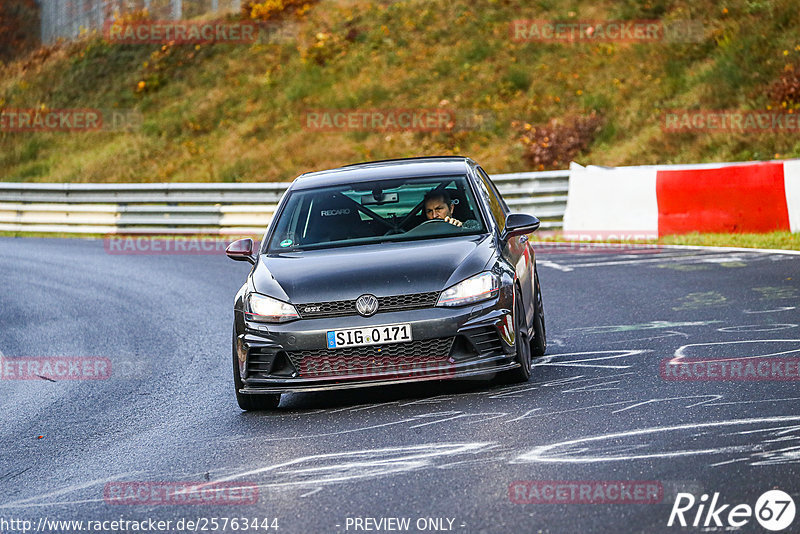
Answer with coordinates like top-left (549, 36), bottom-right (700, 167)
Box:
top-left (668, 490), bottom-right (796, 531)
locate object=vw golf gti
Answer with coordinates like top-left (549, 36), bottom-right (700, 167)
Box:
top-left (226, 156), bottom-right (546, 410)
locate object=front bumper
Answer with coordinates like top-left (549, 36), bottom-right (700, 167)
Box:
top-left (235, 293), bottom-right (518, 394)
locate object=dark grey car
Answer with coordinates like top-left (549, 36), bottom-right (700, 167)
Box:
top-left (225, 156), bottom-right (546, 410)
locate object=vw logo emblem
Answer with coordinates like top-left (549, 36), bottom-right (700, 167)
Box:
top-left (355, 294), bottom-right (379, 317)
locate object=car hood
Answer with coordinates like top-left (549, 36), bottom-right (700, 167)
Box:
top-left (251, 235), bottom-right (496, 304)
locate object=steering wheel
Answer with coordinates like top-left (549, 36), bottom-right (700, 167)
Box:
top-left (383, 219), bottom-right (447, 236)
top-left (404, 217), bottom-right (463, 236)
top-left (417, 218), bottom-right (450, 226)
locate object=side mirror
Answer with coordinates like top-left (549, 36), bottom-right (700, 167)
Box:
top-left (226, 238), bottom-right (256, 265)
top-left (501, 213), bottom-right (541, 241)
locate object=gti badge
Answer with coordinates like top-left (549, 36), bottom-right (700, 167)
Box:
top-left (355, 294), bottom-right (379, 317)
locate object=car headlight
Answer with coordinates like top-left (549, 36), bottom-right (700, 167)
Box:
top-left (436, 272), bottom-right (500, 307)
top-left (246, 293), bottom-right (299, 323)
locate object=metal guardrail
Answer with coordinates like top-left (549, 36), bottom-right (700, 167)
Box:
top-left (38, 0), bottom-right (244, 44)
top-left (0, 171), bottom-right (570, 234)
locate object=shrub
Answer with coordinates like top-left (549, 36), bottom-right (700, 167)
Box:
top-left (512, 112), bottom-right (603, 169)
top-left (769, 63), bottom-right (800, 106)
top-left (0, 0), bottom-right (40, 62)
top-left (243, 0), bottom-right (315, 21)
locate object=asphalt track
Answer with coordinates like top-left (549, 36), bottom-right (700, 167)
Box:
top-left (1, 237), bottom-right (799, 534)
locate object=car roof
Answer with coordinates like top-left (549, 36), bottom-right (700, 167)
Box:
top-left (290, 156), bottom-right (475, 190)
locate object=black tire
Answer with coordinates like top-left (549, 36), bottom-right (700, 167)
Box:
top-left (498, 289), bottom-right (532, 384)
top-left (232, 326), bottom-right (281, 411)
top-left (530, 266), bottom-right (547, 357)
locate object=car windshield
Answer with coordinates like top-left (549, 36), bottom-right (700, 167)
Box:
top-left (265, 175), bottom-right (486, 252)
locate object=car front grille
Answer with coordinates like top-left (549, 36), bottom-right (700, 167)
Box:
top-left (287, 337), bottom-right (455, 378)
top-left (296, 291), bottom-right (440, 319)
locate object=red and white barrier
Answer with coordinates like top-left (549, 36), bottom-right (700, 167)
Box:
top-left (784, 160), bottom-right (800, 232)
top-left (564, 160), bottom-right (800, 236)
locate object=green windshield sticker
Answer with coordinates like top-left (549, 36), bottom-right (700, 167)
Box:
top-left (280, 239), bottom-right (293, 247)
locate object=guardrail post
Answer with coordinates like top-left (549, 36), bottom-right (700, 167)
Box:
top-left (171, 0), bottom-right (182, 19)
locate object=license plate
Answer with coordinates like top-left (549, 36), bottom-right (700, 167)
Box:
top-left (326, 323), bottom-right (412, 349)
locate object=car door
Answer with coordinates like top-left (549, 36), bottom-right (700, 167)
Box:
top-left (475, 165), bottom-right (535, 327)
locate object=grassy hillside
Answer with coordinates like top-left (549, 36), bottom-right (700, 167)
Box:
top-left (2, 0), bottom-right (800, 182)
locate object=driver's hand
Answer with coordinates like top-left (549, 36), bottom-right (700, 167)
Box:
top-left (444, 216), bottom-right (463, 227)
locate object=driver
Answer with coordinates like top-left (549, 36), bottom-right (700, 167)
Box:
top-left (423, 190), bottom-right (463, 227)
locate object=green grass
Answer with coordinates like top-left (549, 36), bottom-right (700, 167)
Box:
top-left (533, 231), bottom-right (800, 251)
top-left (659, 231), bottom-right (800, 250)
top-left (2, 0), bottom-right (800, 182)
top-left (0, 231), bottom-right (108, 239)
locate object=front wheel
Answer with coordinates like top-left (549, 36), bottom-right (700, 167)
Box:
top-left (232, 326), bottom-right (281, 411)
top-left (497, 289), bottom-right (532, 384)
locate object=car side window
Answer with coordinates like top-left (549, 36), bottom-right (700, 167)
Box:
top-left (476, 167), bottom-right (507, 232)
